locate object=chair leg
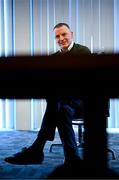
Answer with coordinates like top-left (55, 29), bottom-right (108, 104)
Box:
top-left (49, 143), bottom-right (62, 152)
top-left (107, 148), bottom-right (116, 160)
top-left (49, 121), bottom-right (84, 152)
top-left (49, 144), bottom-right (53, 152)
top-left (78, 124), bottom-right (84, 147)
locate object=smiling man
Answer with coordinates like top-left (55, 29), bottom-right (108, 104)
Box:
top-left (53, 23), bottom-right (90, 54)
top-left (5, 23), bottom-right (91, 166)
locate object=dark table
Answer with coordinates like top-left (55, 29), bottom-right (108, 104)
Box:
top-left (0, 54), bottom-right (119, 177)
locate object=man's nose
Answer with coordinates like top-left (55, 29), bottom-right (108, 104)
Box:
top-left (59, 35), bottom-right (64, 41)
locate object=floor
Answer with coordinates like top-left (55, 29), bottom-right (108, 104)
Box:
top-left (0, 130), bottom-right (119, 179)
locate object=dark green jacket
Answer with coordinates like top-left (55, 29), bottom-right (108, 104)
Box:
top-left (53, 43), bottom-right (91, 55)
top-left (49, 43), bottom-right (91, 118)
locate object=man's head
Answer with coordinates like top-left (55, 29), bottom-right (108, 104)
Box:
top-left (53, 23), bottom-right (73, 51)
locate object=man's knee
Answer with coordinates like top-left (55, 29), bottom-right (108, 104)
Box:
top-left (60, 104), bottom-right (75, 118)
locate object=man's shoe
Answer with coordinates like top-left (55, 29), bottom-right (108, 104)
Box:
top-left (4, 147), bottom-right (44, 164)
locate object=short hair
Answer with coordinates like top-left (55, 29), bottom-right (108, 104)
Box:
top-left (53, 23), bottom-right (70, 30)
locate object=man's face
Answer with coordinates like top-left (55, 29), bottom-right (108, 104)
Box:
top-left (54, 25), bottom-right (73, 51)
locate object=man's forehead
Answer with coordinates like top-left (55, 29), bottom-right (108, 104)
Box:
top-left (54, 25), bottom-right (70, 33)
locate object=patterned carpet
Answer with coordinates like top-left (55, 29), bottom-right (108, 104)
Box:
top-left (0, 130), bottom-right (64, 180)
top-left (108, 133), bottom-right (119, 160)
top-left (0, 130), bottom-right (119, 179)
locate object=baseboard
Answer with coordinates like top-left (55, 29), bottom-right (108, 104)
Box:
top-left (107, 128), bottom-right (119, 133)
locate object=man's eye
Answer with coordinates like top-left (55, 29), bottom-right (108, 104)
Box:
top-left (56, 35), bottom-right (59, 39)
top-left (62, 33), bottom-right (66, 36)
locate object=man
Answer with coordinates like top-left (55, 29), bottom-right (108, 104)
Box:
top-left (5, 23), bottom-right (91, 165)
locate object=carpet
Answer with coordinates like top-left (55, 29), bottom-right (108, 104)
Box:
top-left (0, 130), bottom-right (64, 180)
top-left (0, 130), bottom-right (119, 179)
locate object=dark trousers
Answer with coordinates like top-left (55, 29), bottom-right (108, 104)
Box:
top-left (36, 98), bottom-right (81, 160)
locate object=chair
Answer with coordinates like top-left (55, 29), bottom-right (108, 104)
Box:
top-left (72, 118), bottom-right (84, 147)
top-left (49, 118), bottom-right (116, 160)
top-left (49, 118), bottom-right (84, 152)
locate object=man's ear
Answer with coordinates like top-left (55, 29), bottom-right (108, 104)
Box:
top-left (71, 31), bottom-right (73, 38)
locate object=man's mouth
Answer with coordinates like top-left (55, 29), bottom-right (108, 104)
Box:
top-left (60, 42), bottom-right (67, 46)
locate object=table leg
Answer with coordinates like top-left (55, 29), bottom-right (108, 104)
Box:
top-left (83, 97), bottom-right (108, 174)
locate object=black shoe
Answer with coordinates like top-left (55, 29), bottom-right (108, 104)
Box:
top-left (4, 147), bottom-right (44, 165)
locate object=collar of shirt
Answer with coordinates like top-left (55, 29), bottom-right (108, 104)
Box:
top-left (60, 41), bottom-right (74, 53)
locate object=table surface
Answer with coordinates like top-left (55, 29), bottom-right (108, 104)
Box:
top-left (0, 54), bottom-right (119, 175)
top-left (0, 54), bottom-right (119, 98)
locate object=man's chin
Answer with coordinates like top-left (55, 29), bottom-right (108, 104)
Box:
top-left (61, 46), bottom-right (68, 51)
